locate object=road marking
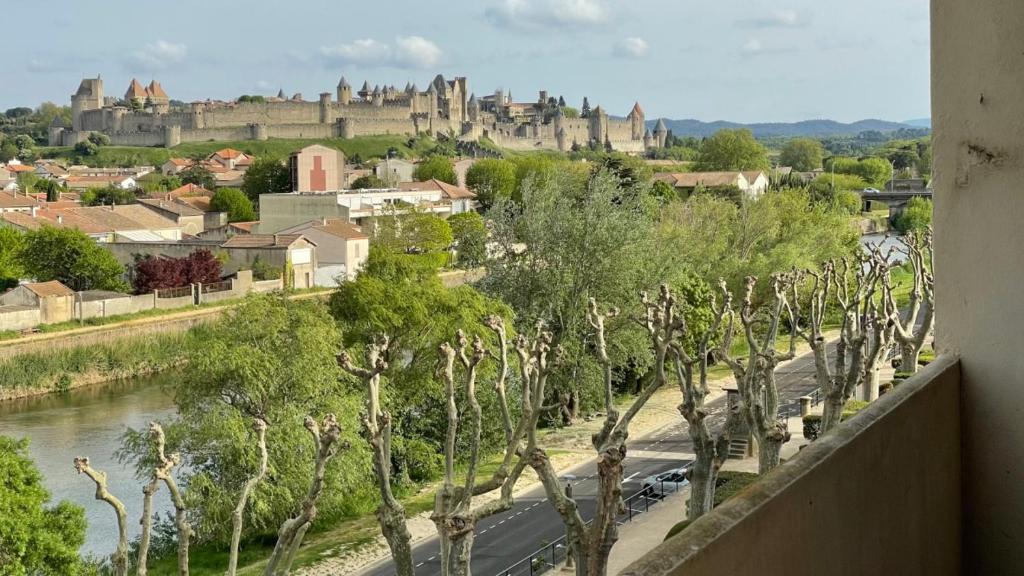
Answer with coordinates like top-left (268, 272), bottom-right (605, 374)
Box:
top-left (416, 562), bottom-right (424, 567)
top-left (428, 556), bottom-right (436, 561)
top-left (489, 525), bottom-right (496, 529)
top-left (623, 472), bottom-right (640, 482)
top-left (499, 520), bottom-right (505, 525)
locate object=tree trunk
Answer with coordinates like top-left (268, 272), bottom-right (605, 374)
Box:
top-left (74, 457), bottom-right (129, 576)
top-left (686, 453), bottom-right (717, 521)
top-left (228, 419), bottom-right (268, 576)
top-left (586, 447), bottom-right (624, 576)
top-left (900, 344), bottom-right (920, 375)
top-left (821, 392), bottom-right (845, 433)
top-left (448, 530), bottom-right (474, 576)
top-left (862, 368), bottom-right (881, 401)
top-left (757, 429), bottom-right (785, 474)
top-left (136, 479), bottom-right (159, 576)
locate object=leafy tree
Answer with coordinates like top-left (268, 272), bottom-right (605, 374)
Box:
top-left (412, 156), bottom-right (457, 185)
top-left (372, 211), bottom-right (453, 267)
top-left (4, 107), bottom-right (33, 119)
top-left (13, 134), bottom-right (34, 151)
top-left (0, 436), bottom-right (87, 575)
top-left (37, 178), bottom-right (63, 202)
top-left (350, 174), bottom-right (388, 189)
top-left (893, 197), bottom-right (933, 233)
top-left (16, 172), bottom-right (39, 195)
top-left (81, 185), bottom-right (137, 206)
top-left (693, 128), bottom-right (770, 171)
top-left (0, 141), bottom-right (18, 163)
top-left (240, 158), bottom-right (290, 203)
top-left (132, 249), bottom-right (223, 293)
top-left (73, 140), bottom-right (98, 156)
top-left (464, 158), bottom-right (516, 207)
top-left (779, 138), bottom-right (824, 171)
top-left (855, 157), bottom-right (893, 188)
top-left (210, 187), bottom-right (257, 222)
top-left (180, 163), bottom-right (216, 190)
top-left (448, 211), bottom-right (487, 268)
top-left (119, 295), bottom-right (374, 546)
top-left (0, 227), bottom-right (24, 290)
top-left (18, 226), bottom-right (128, 291)
top-left (87, 132), bottom-right (111, 147)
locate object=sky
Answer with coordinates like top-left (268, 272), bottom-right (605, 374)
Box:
top-left (4, 0), bottom-right (930, 123)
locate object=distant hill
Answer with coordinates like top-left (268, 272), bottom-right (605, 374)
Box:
top-left (902, 118), bottom-right (932, 128)
top-left (646, 118), bottom-right (924, 138)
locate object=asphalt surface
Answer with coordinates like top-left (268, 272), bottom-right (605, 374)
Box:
top-left (363, 347), bottom-right (823, 576)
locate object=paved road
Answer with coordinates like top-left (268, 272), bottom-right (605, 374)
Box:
top-left (363, 347), bottom-right (823, 576)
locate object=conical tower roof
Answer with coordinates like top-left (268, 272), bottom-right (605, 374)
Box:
top-left (338, 76), bottom-right (350, 89)
top-left (629, 102), bottom-right (644, 118)
top-left (654, 118), bottom-right (668, 133)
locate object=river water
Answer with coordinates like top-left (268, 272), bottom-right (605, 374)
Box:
top-left (0, 374), bottom-right (178, 558)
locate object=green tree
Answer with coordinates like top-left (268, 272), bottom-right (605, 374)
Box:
top-left (412, 156), bottom-right (457, 185)
top-left (694, 129), bottom-right (770, 171)
top-left (372, 211), bottom-right (453, 268)
top-left (15, 172), bottom-right (39, 195)
top-left (80, 185), bottom-right (137, 206)
top-left (180, 163), bottom-right (216, 190)
top-left (86, 132), bottom-right (110, 147)
top-left (464, 158), bottom-right (516, 207)
top-left (210, 187), bottom-right (257, 222)
top-left (0, 436), bottom-right (88, 576)
top-left (854, 157), bottom-right (893, 188)
top-left (448, 211), bottom-right (487, 268)
top-left (18, 226), bottom-right (128, 291)
top-left (350, 174), bottom-right (388, 189)
top-left (0, 227), bottom-right (24, 290)
top-left (119, 295), bottom-right (374, 546)
top-left (73, 140), bottom-right (98, 156)
top-left (779, 138), bottom-right (824, 171)
top-left (894, 197), bottom-right (933, 233)
top-left (240, 158), bottom-right (290, 203)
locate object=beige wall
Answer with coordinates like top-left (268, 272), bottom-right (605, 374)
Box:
top-left (623, 358), bottom-right (962, 576)
top-left (932, 1), bottom-right (1024, 573)
top-left (290, 145), bottom-right (345, 192)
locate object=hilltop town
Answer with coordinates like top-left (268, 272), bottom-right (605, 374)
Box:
top-left (49, 74), bottom-right (663, 153)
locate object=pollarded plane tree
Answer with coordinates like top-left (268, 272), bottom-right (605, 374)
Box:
top-left (431, 317), bottom-right (556, 576)
top-left (716, 275), bottom-right (796, 474)
top-left (527, 293), bottom-right (680, 576)
top-left (337, 336), bottom-right (416, 576)
top-left (888, 228), bottom-right (934, 373)
top-left (73, 456), bottom-right (130, 576)
top-left (791, 253), bottom-right (891, 433)
top-left (661, 286), bottom-right (743, 521)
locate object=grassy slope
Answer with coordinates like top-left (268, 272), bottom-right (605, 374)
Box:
top-left (37, 135), bottom-right (442, 167)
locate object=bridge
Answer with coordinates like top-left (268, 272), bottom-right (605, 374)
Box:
top-left (859, 184), bottom-right (932, 218)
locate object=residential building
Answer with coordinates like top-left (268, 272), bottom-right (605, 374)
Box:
top-left (0, 204), bottom-right (181, 242)
top-left (0, 281), bottom-right (74, 324)
top-left (654, 171), bottom-right (767, 197)
top-left (207, 148), bottom-right (252, 171)
top-left (162, 158), bottom-right (193, 176)
top-left (257, 180), bottom-right (477, 232)
top-left (373, 158), bottom-right (415, 186)
top-left (289, 144), bottom-right (346, 192)
top-left (0, 191), bottom-right (41, 213)
top-left (277, 218), bottom-right (369, 282)
top-left (64, 175), bottom-right (137, 192)
top-left (136, 198), bottom-right (208, 235)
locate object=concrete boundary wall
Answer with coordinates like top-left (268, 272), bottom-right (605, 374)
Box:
top-left (622, 356), bottom-right (962, 576)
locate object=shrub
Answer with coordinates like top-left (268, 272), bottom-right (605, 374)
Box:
top-left (664, 471), bottom-right (760, 541)
top-left (398, 437), bottom-right (443, 483)
top-left (803, 414), bottom-right (823, 440)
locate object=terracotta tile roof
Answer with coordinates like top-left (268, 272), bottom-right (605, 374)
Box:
top-left (64, 175), bottom-right (134, 188)
top-left (742, 171), bottom-right (766, 183)
top-left (630, 102), bottom-right (644, 117)
top-left (229, 221), bottom-right (258, 233)
top-left (166, 158), bottom-right (193, 168)
top-left (5, 164), bottom-right (36, 173)
top-left (398, 179), bottom-right (476, 200)
top-left (0, 191), bottom-right (40, 209)
top-left (658, 172), bottom-right (744, 188)
top-left (289, 218), bottom-right (368, 240)
top-left (23, 281), bottom-right (74, 298)
top-left (146, 80), bottom-right (168, 99)
top-left (137, 198), bottom-right (206, 217)
top-left (211, 148), bottom-right (244, 160)
top-left (125, 78), bottom-right (147, 100)
top-left (0, 211), bottom-right (45, 230)
top-left (222, 234), bottom-right (310, 249)
top-left (177, 196), bottom-right (212, 212)
top-left (166, 183), bottom-right (212, 198)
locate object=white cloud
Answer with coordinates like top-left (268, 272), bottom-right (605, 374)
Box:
top-left (320, 38), bottom-right (392, 66)
top-left (741, 38), bottom-right (764, 54)
top-left (485, 0), bottom-right (609, 29)
top-left (738, 9), bottom-right (807, 29)
top-left (394, 36), bottom-right (443, 69)
top-left (614, 37), bottom-right (649, 59)
top-left (127, 40), bottom-right (187, 71)
top-left (321, 36), bottom-right (443, 69)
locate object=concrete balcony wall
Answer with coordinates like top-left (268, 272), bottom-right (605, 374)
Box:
top-left (622, 356), bottom-right (961, 576)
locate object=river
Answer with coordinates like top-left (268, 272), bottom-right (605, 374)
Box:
top-left (0, 373), bottom-right (178, 557)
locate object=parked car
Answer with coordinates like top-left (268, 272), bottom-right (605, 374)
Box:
top-left (641, 466), bottom-right (690, 496)
top-left (863, 187), bottom-right (881, 194)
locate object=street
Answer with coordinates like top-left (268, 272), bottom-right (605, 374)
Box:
top-left (362, 345), bottom-right (823, 576)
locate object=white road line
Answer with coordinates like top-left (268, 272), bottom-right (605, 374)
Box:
top-left (428, 556), bottom-right (436, 561)
top-left (623, 472), bottom-right (640, 482)
top-left (489, 525), bottom-right (496, 529)
top-left (499, 520), bottom-right (505, 525)
top-left (416, 562), bottom-right (424, 567)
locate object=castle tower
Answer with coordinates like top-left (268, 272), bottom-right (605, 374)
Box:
top-left (319, 92), bottom-right (332, 123)
top-left (428, 82), bottom-right (439, 134)
top-left (277, 89), bottom-right (287, 100)
top-left (125, 78), bottom-right (147, 106)
top-left (654, 118), bottom-right (668, 148)
top-left (71, 77), bottom-right (104, 131)
top-left (337, 77), bottom-right (351, 105)
top-left (589, 105), bottom-right (608, 147)
top-left (628, 102), bottom-right (645, 140)
top-left (643, 128), bottom-right (654, 149)
top-left (556, 127), bottom-right (568, 152)
top-left (467, 93), bottom-right (479, 123)
top-left (372, 85), bottom-right (383, 107)
top-left (553, 104), bottom-right (564, 133)
top-left (358, 81), bottom-right (370, 100)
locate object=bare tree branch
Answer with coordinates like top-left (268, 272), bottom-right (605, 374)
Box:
top-left (74, 457), bottom-right (129, 576)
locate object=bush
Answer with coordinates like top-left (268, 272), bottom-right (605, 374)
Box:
top-left (803, 414), bottom-right (823, 440)
top-left (397, 437), bottom-right (443, 483)
top-left (413, 156), bottom-right (457, 185)
top-left (663, 471), bottom-right (760, 541)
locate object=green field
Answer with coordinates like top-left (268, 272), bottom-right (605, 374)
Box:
top-left (37, 134), bottom-right (444, 167)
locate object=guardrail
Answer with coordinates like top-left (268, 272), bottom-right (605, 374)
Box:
top-left (495, 479), bottom-right (685, 576)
